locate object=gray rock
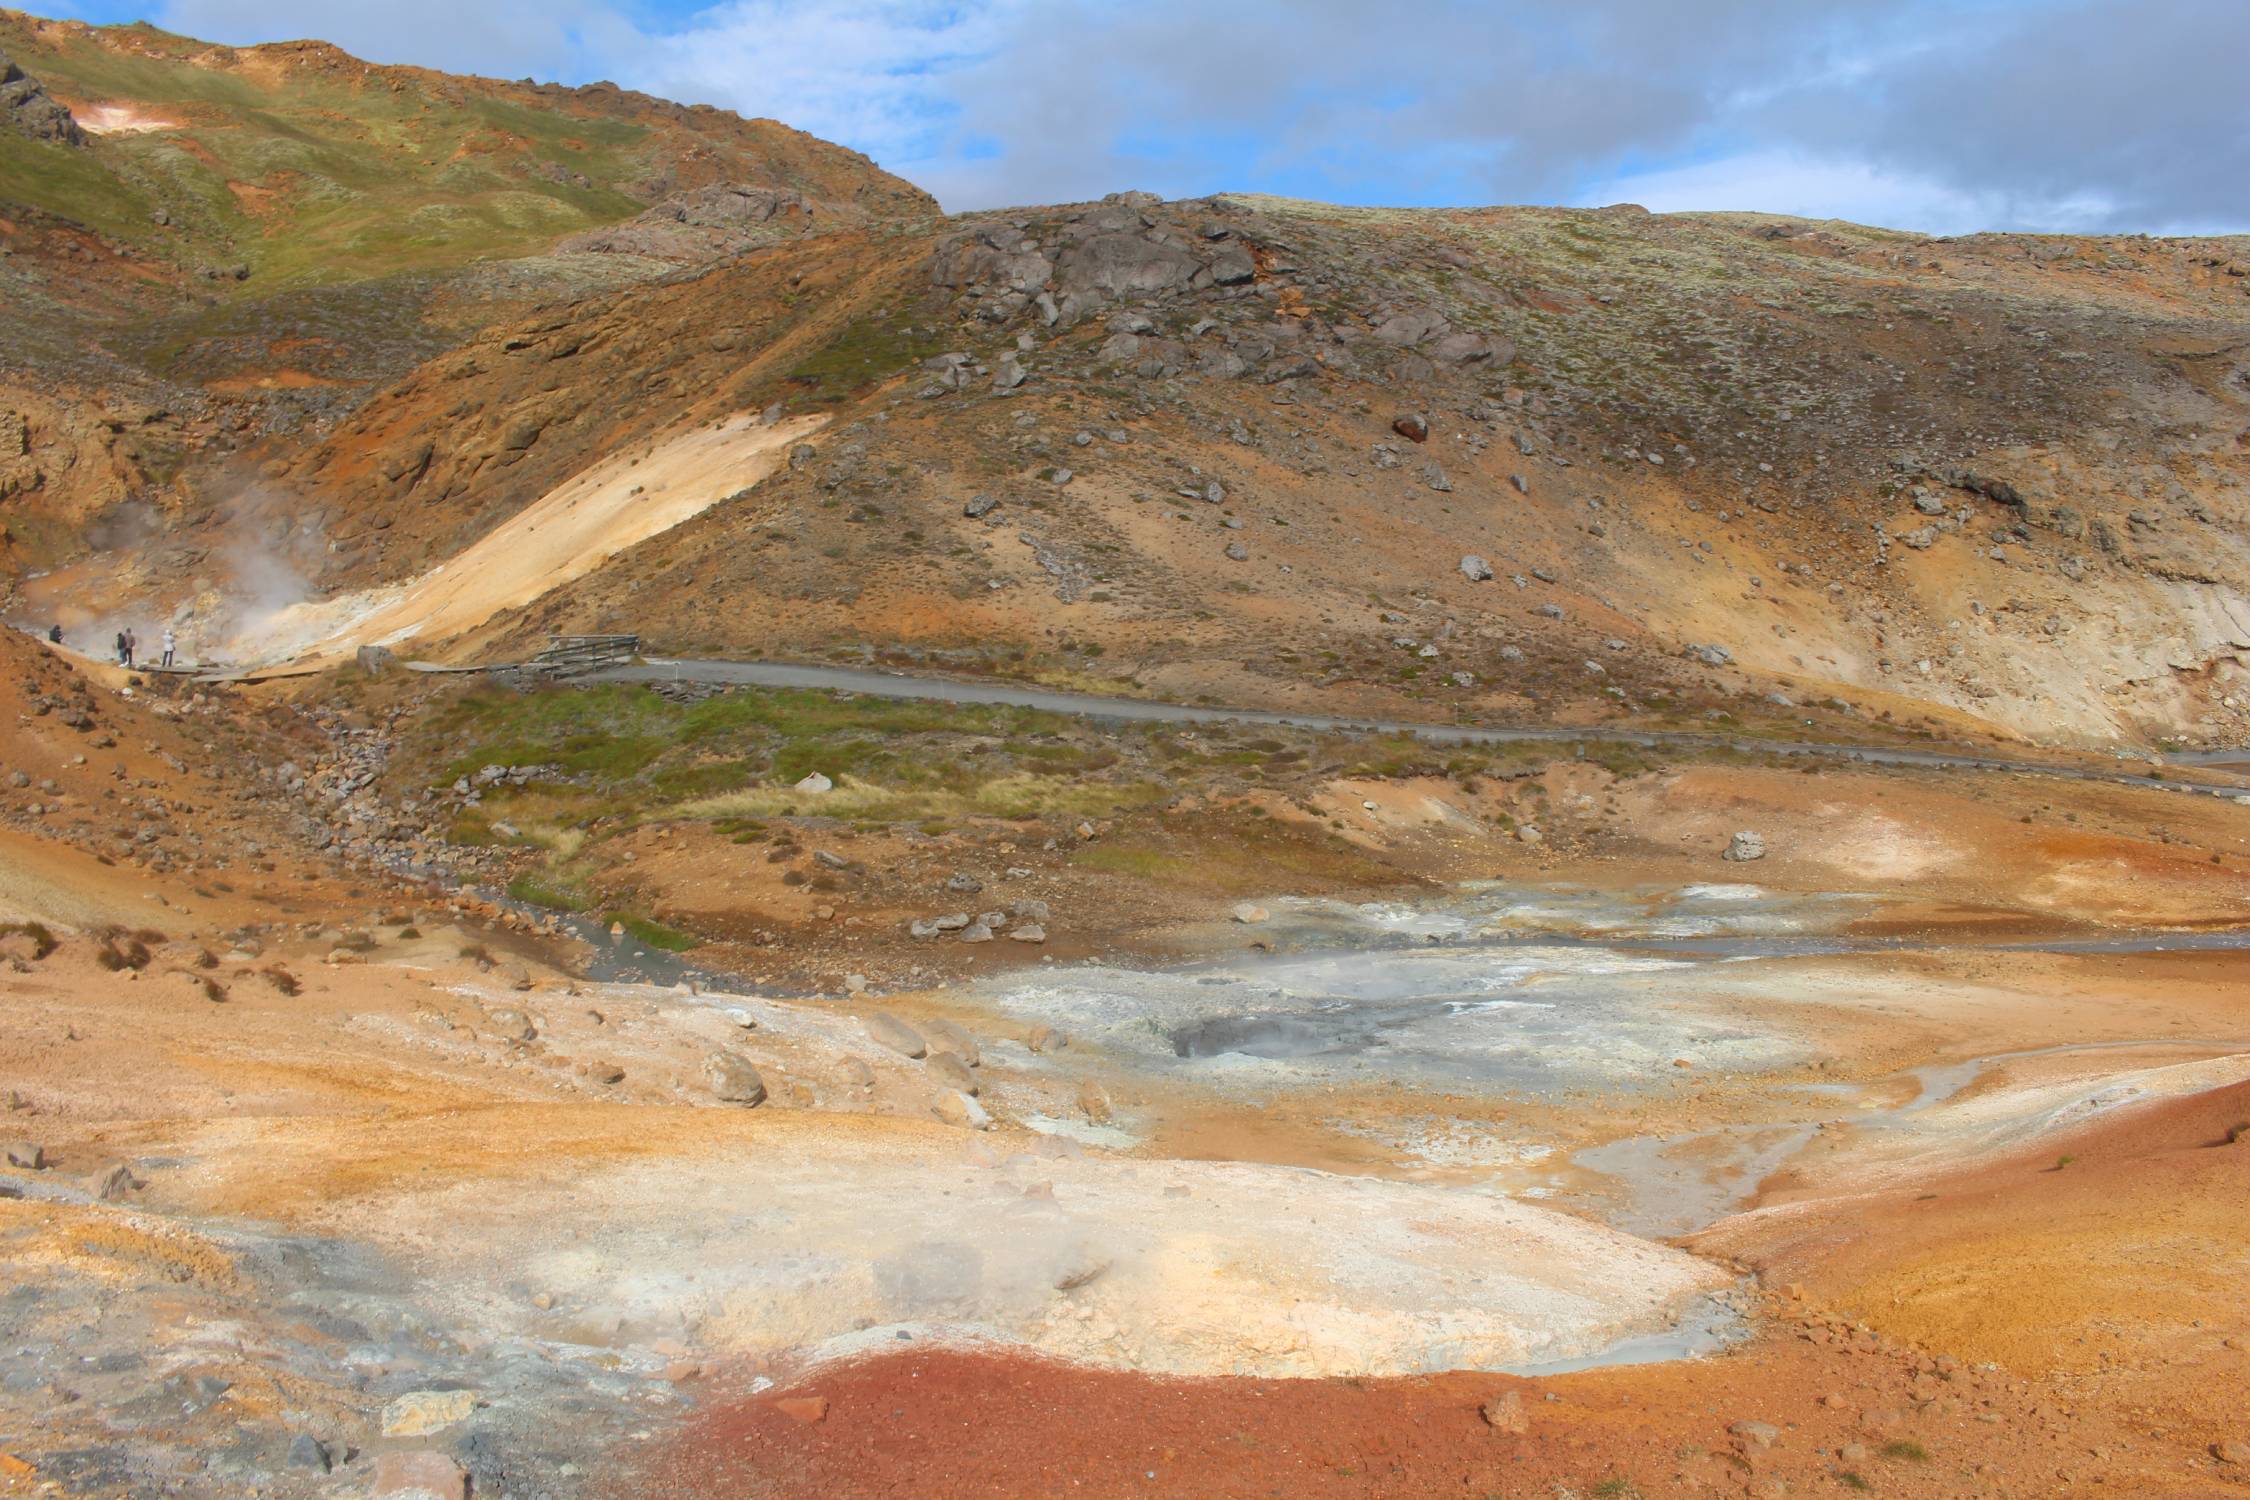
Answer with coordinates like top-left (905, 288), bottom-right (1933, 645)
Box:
top-left (1007, 922), bottom-right (1046, 943)
top-left (946, 871), bottom-right (984, 894)
top-left (1722, 831), bottom-right (1767, 862)
top-left (959, 923), bottom-right (995, 943)
top-left (927, 1051), bottom-right (979, 1095)
top-left (1224, 542), bottom-right (1249, 562)
top-left (1686, 643), bottom-right (1734, 666)
top-left (1010, 898), bottom-right (1051, 922)
top-left (1207, 246), bottom-right (1257, 285)
top-left (922, 1017), bottom-right (981, 1066)
top-left (866, 1013), bottom-right (928, 1059)
top-left (963, 493), bottom-right (999, 519)
top-left (285, 1433), bottom-right (332, 1473)
top-left (703, 1052), bottom-right (767, 1106)
top-left (1059, 233), bottom-right (1201, 296)
top-left (932, 1090), bottom-right (993, 1130)
top-left (1460, 554), bottom-right (1494, 582)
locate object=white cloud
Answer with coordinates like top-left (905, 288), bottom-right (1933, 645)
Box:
top-left (145, 0), bottom-right (2250, 231)
top-left (1573, 150), bottom-right (2125, 237)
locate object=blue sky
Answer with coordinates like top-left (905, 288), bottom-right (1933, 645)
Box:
top-left (42, 0), bottom-right (2250, 231)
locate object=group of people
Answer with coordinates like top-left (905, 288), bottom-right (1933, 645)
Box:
top-left (103, 626), bottom-right (179, 669)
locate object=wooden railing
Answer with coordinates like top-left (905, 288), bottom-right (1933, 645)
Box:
top-left (524, 634), bottom-right (640, 677)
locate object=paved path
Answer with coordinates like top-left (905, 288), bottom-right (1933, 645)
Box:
top-left (591, 658), bottom-right (2250, 803)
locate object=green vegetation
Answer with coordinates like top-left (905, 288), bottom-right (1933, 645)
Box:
top-left (784, 313), bottom-right (945, 401)
top-left (1881, 1440), bottom-right (1930, 1462)
top-left (608, 913), bottom-right (699, 951)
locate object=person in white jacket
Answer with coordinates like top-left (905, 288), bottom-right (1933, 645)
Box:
top-left (161, 627), bottom-right (177, 668)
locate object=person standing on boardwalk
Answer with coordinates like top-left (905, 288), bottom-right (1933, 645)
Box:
top-left (161, 626), bottom-right (177, 668)
top-left (122, 627), bottom-right (136, 668)
top-left (114, 629), bottom-right (127, 665)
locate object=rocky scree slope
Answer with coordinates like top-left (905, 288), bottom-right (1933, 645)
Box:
top-left (272, 191), bottom-right (2250, 744)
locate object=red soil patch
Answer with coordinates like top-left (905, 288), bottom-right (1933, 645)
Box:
top-left (630, 1323), bottom-right (2242, 1498)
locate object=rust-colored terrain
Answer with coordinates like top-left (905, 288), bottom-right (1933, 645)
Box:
top-left (1, 12), bottom-right (2247, 1500)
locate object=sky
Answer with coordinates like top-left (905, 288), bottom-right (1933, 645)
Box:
top-left (44, 0), bottom-right (2250, 233)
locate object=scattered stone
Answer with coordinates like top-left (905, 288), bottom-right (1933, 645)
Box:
top-left (1730, 1420), bottom-right (1781, 1451)
top-left (963, 493), bottom-right (999, 519)
top-left (922, 1017), bottom-right (981, 1065)
top-left (4, 1143), bottom-right (43, 1170)
top-left (1076, 1080), bottom-right (1112, 1123)
top-left (865, 1013), bottom-right (928, 1059)
top-left (1480, 1391), bottom-right (1529, 1434)
top-left (379, 1389), bottom-right (478, 1437)
top-left (90, 1162), bottom-right (143, 1200)
top-left (927, 1052), bottom-right (979, 1095)
top-left (793, 772), bottom-right (833, 794)
top-left (1722, 830), bottom-right (1767, 862)
top-left (1010, 898), bottom-right (1050, 922)
top-left (703, 1052), bottom-right (767, 1106)
top-left (945, 871), bottom-right (984, 894)
top-left (959, 923), bottom-right (994, 943)
top-left (1026, 1023), bottom-right (1066, 1054)
top-left (371, 1450), bottom-right (467, 1500)
top-left (1231, 903), bottom-right (1269, 924)
top-left (1007, 922), bottom-right (1046, 943)
top-left (932, 1090), bottom-right (993, 1130)
top-left (1392, 413), bottom-right (1428, 443)
top-left (285, 1433), bottom-right (332, 1473)
top-left (774, 1395), bottom-right (829, 1425)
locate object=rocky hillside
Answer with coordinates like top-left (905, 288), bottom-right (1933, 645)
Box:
top-left (229, 191), bottom-right (2250, 746)
top-left (3, 13), bottom-right (2247, 748)
top-left (0, 7), bottom-right (934, 560)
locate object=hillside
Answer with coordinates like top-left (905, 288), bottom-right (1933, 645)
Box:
top-left (156, 193), bottom-right (2250, 745)
top-left (0, 8), bottom-right (934, 558)
top-left (3, 14), bottom-right (2248, 746)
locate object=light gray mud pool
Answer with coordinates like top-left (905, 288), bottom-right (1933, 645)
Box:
top-left (976, 879), bottom-right (2250, 1232)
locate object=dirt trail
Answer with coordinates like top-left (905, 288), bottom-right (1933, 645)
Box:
top-left (599, 657), bottom-right (2250, 801)
top-left (244, 413), bottom-right (824, 665)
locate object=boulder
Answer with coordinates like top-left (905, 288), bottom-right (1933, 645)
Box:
top-left (927, 1051), bottom-right (979, 1095)
top-left (793, 771), bottom-right (834, 794)
top-left (1392, 413), bottom-right (1429, 443)
top-left (865, 1012), bottom-right (927, 1058)
top-left (1460, 555), bottom-right (1494, 582)
top-left (379, 1389), bottom-right (478, 1437)
top-left (1008, 922), bottom-right (1047, 943)
top-left (932, 1090), bottom-right (993, 1130)
top-left (1231, 903), bottom-right (1269, 924)
top-left (703, 1052), bottom-right (767, 1106)
top-left (1059, 233), bottom-right (1201, 297)
top-left (921, 1017), bottom-right (981, 1065)
top-left (1723, 831), bottom-right (1767, 862)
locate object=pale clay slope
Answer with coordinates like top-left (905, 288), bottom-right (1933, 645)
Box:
top-left (235, 413), bottom-right (825, 665)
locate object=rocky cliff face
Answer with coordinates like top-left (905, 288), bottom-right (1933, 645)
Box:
top-left (0, 47), bottom-right (79, 143)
